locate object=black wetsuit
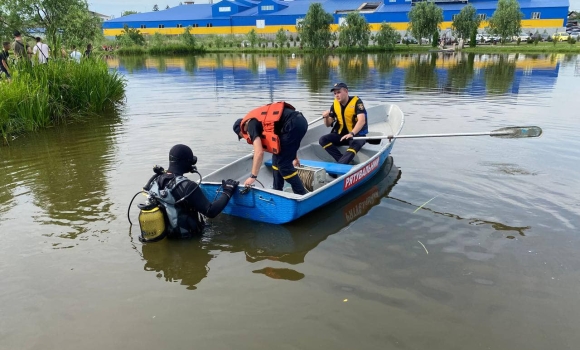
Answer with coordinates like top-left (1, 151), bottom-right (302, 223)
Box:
top-left (154, 173), bottom-right (230, 237)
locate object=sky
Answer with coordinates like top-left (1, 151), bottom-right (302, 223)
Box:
top-left (88, 0), bottom-right (580, 18)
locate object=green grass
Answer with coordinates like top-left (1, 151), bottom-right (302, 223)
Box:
top-left (114, 41), bottom-right (580, 56)
top-left (0, 57), bottom-right (126, 144)
top-left (462, 42), bottom-right (580, 53)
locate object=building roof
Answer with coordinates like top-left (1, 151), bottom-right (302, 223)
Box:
top-left (104, 0), bottom-right (570, 23)
top-left (106, 4), bottom-right (213, 22)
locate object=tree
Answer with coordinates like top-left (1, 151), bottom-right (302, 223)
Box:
top-left (408, 1), bottom-right (443, 45)
top-left (116, 24), bottom-right (146, 46)
top-left (0, 0), bottom-right (103, 48)
top-left (275, 28), bottom-right (287, 49)
top-left (121, 11), bottom-right (139, 16)
top-left (180, 26), bottom-right (196, 47)
top-left (297, 2), bottom-right (334, 50)
top-left (488, 0), bottom-right (523, 43)
top-left (374, 22), bottom-right (399, 50)
top-left (153, 4), bottom-right (159, 11)
top-left (338, 11), bottom-right (370, 48)
top-left (452, 5), bottom-right (481, 40)
top-left (246, 29), bottom-right (258, 48)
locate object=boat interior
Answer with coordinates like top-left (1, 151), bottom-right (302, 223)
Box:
top-left (203, 104), bottom-right (404, 195)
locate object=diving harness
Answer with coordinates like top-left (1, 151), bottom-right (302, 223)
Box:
top-left (127, 165), bottom-right (203, 242)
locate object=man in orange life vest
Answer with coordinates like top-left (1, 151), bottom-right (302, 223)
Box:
top-left (233, 102), bottom-right (308, 195)
top-left (319, 82), bottom-right (368, 164)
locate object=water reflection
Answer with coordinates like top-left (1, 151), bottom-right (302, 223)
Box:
top-left (184, 55), bottom-right (198, 75)
top-left (117, 56), bottom-right (147, 73)
top-left (107, 53), bottom-right (562, 97)
top-left (276, 55), bottom-right (287, 76)
top-left (0, 113), bottom-right (121, 240)
top-left (405, 54), bottom-right (439, 91)
top-left (135, 157), bottom-right (401, 290)
top-left (484, 55), bottom-right (517, 94)
top-left (444, 53), bottom-right (475, 93)
top-left (297, 54), bottom-right (331, 92)
top-left (372, 53), bottom-right (397, 77)
top-left (338, 54), bottom-right (370, 86)
top-left (389, 196), bottom-right (531, 238)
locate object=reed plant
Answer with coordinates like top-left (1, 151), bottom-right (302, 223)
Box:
top-left (0, 57), bottom-right (126, 144)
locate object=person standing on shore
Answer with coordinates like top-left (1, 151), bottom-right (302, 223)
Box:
top-left (13, 31), bottom-right (31, 61)
top-left (70, 45), bottom-right (82, 63)
top-left (84, 44), bottom-right (92, 58)
top-left (1, 42), bottom-right (12, 81)
top-left (33, 37), bottom-right (50, 64)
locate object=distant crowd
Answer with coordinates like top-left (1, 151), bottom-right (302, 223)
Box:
top-left (1, 31), bottom-right (95, 82)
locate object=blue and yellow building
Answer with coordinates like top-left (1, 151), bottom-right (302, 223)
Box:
top-left (102, 0), bottom-right (570, 36)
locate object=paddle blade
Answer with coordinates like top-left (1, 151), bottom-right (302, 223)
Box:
top-left (491, 126), bottom-right (543, 139)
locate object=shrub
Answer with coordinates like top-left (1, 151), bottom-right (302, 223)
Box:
top-left (432, 31), bottom-right (439, 48)
top-left (0, 58), bottom-right (125, 142)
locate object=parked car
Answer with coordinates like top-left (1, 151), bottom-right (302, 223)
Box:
top-left (400, 36), bottom-right (418, 44)
top-left (512, 32), bottom-right (530, 42)
top-left (532, 33), bottom-right (551, 42)
top-left (552, 32), bottom-right (570, 41)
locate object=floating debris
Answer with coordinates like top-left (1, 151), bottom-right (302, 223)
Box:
top-left (413, 195), bottom-right (438, 213)
top-left (418, 241), bottom-right (429, 254)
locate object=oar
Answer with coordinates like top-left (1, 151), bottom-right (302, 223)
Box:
top-left (354, 126), bottom-right (543, 142)
top-left (308, 116), bottom-right (324, 126)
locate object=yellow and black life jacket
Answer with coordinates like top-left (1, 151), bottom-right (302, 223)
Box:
top-left (333, 96), bottom-right (368, 135)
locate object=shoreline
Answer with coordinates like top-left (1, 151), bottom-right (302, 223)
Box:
top-left (112, 42), bottom-right (580, 56)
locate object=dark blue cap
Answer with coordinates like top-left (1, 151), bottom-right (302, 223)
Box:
top-left (233, 118), bottom-right (243, 140)
top-left (330, 82), bottom-right (348, 92)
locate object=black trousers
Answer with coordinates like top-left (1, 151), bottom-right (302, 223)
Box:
top-left (271, 113), bottom-right (308, 195)
top-left (319, 132), bottom-right (366, 164)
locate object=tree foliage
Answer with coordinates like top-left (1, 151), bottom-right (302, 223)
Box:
top-left (275, 28), bottom-right (287, 49)
top-left (408, 1), bottom-right (443, 45)
top-left (116, 24), bottom-right (146, 46)
top-left (0, 0), bottom-right (102, 48)
top-left (180, 26), bottom-right (196, 47)
top-left (375, 22), bottom-right (399, 50)
top-left (488, 0), bottom-right (523, 43)
top-left (121, 11), bottom-right (139, 17)
top-left (246, 29), bottom-right (258, 48)
top-left (297, 3), bottom-right (334, 50)
top-left (338, 12), bottom-right (370, 48)
top-left (452, 5), bottom-right (481, 39)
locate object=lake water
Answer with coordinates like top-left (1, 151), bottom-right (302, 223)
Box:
top-left (1, 52), bottom-right (580, 350)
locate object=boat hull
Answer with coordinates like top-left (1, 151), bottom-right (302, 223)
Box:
top-left (200, 104), bottom-right (405, 224)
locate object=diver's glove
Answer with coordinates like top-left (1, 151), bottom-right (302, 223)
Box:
top-left (222, 179), bottom-right (239, 198)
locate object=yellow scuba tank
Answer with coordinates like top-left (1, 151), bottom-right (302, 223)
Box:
top-left (138, 199), bottom-right (167, 242)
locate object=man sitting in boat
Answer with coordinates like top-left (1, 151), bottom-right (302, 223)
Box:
top-left (319, 82), bottom-right (368, 164)
top-left (233, 102), bottom-right (308, 195)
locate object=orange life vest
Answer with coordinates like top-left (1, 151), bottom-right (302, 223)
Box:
top-left (240, 101), bottom-right (295, 154)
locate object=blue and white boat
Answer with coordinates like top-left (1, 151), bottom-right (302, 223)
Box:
top-left (199, 104), bottom-right (405, 224)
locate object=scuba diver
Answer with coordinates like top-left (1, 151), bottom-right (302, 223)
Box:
top-left (233, 101), bottom-right (308, 195)
top-left (134, 144), bottom-right (239, 242)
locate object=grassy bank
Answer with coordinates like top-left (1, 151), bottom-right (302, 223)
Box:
top-left (462, 42), bottom-right (580, 54)
top-left (0, 58), bottom-right (126, 144)
top-left (113, 42), bottom-right (580, 56)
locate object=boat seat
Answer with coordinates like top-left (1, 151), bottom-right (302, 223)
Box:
top-left (264, 159), bottom-right (353, 175)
